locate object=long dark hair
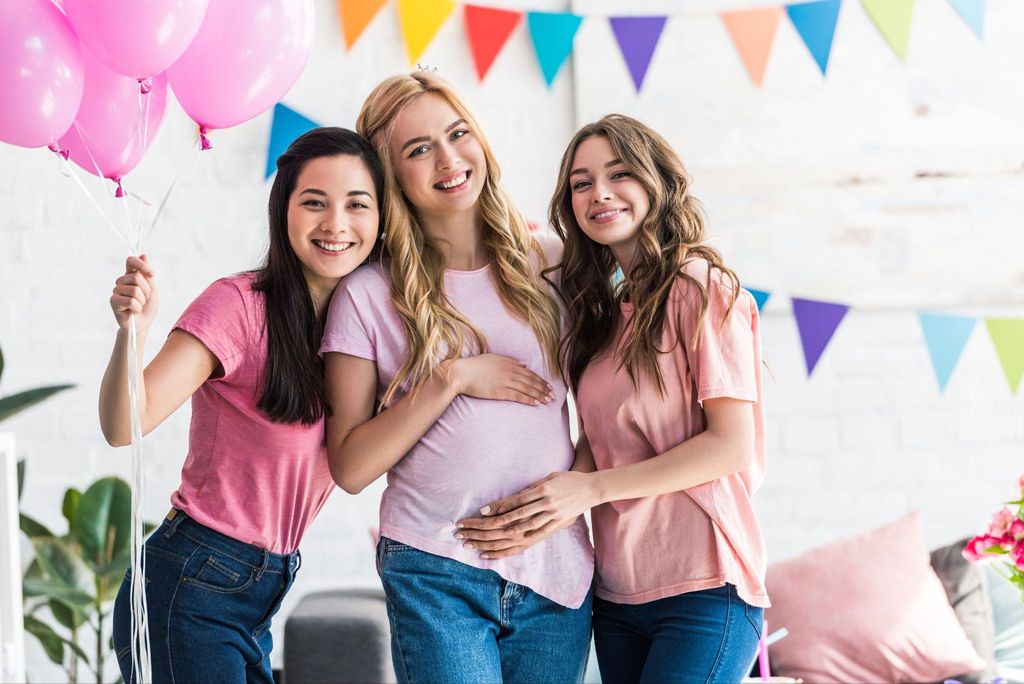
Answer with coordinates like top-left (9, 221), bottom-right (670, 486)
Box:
top-left (254, 127), bottom-right (384, 425)
top-left (547, 114), bottom-right (739, 395)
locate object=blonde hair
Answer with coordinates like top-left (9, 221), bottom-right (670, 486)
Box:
top-left (548, 114), bottom-right (740, 394)
top-left (357, 72), bottom-right (562, 406)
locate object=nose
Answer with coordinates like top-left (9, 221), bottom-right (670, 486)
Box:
top-left (434, 140), bottom-right (458, 171)
top-left (320, 205), bottom-right (347, 234)
top-left (591, 179), bottom-right (613, 202)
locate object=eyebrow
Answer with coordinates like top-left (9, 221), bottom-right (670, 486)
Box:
top-left (298, 188), bottom-right (374, 199)
top-left (400, 119), bottom-right (468, 152)
top-left (569, 158), bottom-right (624, 177)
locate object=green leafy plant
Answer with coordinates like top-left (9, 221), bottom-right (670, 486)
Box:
top-left (0, 343), bottom-right (74, 422)
top-left (18, 461), bottom-right (154, 683)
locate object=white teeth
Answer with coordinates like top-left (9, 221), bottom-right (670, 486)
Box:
top-left (313, 240), bottom-right (353, 252)
top-left (437, 172), bottom-right (467, 189)
top-left (594, 209), bottom-right (623, 220)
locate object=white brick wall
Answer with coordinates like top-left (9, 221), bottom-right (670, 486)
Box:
top-left (3, 0), bottom-right (1022, 679)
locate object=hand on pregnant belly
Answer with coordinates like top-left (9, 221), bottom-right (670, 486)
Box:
top-left (450, 354), bottom-right (554, 406)
top-left (455, 471), bottom-right (595, 559)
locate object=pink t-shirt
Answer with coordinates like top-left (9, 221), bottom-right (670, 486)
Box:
top-left (170, 273), bottom-right (335, 554)
top-left (320, 260), bottom-right (594, 609)
top-left (578, 257), bottom-right (770, 608)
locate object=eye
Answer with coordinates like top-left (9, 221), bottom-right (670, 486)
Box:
top-left (302, 199), bottom-right (325, 208)
top-left (409, 144), bottom-right (429, 158)
top-left (611, 170), bottom-right (631, 180)
top-left (572, 180), bottom-right (592, 192)
top-left (349, 201), bottom-right (369, 210)
top-left (450, 129), bottom-right (468, 142)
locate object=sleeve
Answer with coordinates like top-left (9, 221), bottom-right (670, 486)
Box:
top-left (319, 276), bottom-right (377, 361)
top-left (172, 277), bottom-right (250, 380)
top-left (676, 269), bottom-right (760, 406)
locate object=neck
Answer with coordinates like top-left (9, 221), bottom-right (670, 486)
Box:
top-left (305, 276), bottom-right (338, 318)
top-left (419, 206), bottom-right (489, 270)
top-left (610, 243), bottom-right (637, 282)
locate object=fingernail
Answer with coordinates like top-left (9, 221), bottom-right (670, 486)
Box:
top-left (480, 506), bottom-right (491, 515)
top-left (456, 523), bottom-right (464, 529)
top-left (454, 533), bottom-right (464, 539)
top-left (480, 554), bottom-right (490, 560)
top-left (463, 543), bottom-right (474, 549)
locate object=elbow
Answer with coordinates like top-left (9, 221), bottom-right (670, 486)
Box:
top-left (99, 421), bottom-right (129, 448)
top-left (329, 458), bottom-right (368, 495)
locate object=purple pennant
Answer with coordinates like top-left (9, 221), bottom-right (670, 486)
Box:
top-left (609, 16), bottom-right (668, 92)
top-left (792, 297), bottom-right (850, 376)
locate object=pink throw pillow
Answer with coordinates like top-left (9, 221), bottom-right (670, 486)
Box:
top-left (765, 512), bottom-right (985, 683)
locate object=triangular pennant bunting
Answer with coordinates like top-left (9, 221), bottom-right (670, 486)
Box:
top-left (527, 11), bottom-right (583, 87)
top-left (265, 104), bottom-right (320, 180)
top-left (861, 0), bottom-right (915, 61)
top-left (945, 0), bottom-right (985, 39)
top-left (747, 288), bottom-right (771, 313)
top-left (792, 297), bottom-right (850, 376)
top-left (721, 7), bottom-right (784, 87)
top-left (985, 318), bottom-right (1024, 394)
top-left (609, 16), bottom-right (668, 93)
top-left (464, 5), bottom-right (523, 82)
top-left (398, 0), bottom-right (457, 65)
top-left (338, 0), bottom-right (389, 50)
top-left (917, 313), bottom-right (977, 392)
top-left (786, 0), bottom-right (842, 76)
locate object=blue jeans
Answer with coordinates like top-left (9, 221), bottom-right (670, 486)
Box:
top-left (593, 584), bottom-right (763, 684)
top-left (377, 537), bottom-right (592, 683)
top-left (112, 510), bottom-right (300, 684)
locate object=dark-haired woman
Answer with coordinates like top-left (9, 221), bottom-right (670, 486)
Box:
top-left (457, 114), bottom-right (769, 683)
top-left (102, 127), bottom-right (383, 683)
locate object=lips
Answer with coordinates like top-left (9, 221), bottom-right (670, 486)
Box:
top-left (312, 239), bottom-right (355, 253)
top-left (590, 208), bottom-right (626, 224)
top-left (434, 170), bottom-right (471, 191)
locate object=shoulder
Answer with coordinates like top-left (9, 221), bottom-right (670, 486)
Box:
top-left (338, 261), bottom-right (390, 297)
top-left (527, 229), bottom-right (564, 278)
top-left (189, 273), bottom-right (254, 312)
top-left (670, 256), bottom-right (750, 309)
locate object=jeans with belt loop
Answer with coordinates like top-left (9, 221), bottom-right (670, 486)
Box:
top-left (112, 509), bottom-right (301, 684)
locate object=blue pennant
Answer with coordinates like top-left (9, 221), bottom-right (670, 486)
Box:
top-left (265, 104), bottom-right (320, 180)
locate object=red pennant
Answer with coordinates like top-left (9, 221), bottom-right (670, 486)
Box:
top-left (464, 5), bottom-right (522, 82)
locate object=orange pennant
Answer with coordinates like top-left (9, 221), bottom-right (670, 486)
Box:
top-left (464, 5), bottom-right (522, 82)
top-left (721, 6), bottom-right (784, 87)
top-left (338, 0), bottom-right (389, 50)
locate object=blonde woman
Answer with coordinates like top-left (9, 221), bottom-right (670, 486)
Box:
top-left (319, 72), bottom-right (594, 683)
top-left (458, 115), bottom-right (769, 683)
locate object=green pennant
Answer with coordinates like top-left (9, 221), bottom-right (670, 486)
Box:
top-left (861, 0), bottom-right (915, 61)
top-left (985, 318), bottom-right (1024, 394)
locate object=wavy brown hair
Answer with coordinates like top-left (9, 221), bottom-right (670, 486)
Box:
top-left (357, 72), bottom-right (562, 406)
top-left (548, 113), bottom-right (740, 394)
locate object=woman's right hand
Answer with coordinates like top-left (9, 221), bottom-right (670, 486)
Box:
top-left (448, 354), bottom-right (554, 406)
top-left (110, 255), bottom-right (157, 331)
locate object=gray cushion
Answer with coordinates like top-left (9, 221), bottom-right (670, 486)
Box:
top-left (283, 589), bottom-right (395, 684)
top-left (929, 538), bottom-right (999, 683)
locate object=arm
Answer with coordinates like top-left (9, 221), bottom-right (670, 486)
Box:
top-left (456, 396), bottom-right (754, 558)
top-left (98, 256), bottom-right (218, 446)
top-left (325, 352), bottom-right (555, 495)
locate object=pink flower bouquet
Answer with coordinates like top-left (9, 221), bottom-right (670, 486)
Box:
top-left (962, 475), bottom-right (1024, 600)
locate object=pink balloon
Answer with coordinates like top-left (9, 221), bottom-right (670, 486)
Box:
top-left (0, 0), bottom-right (84, 148)
top-left (57, 49), bottom-right (168, 186)
top-left (166, 0), bottom-right (314, 132)
top-left (63, 0), bottom-right (208, 81)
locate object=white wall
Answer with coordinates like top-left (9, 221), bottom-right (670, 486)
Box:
top-left (2, 0), bottom-right (1022, 679)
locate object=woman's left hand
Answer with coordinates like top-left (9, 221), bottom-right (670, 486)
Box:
top-left (455, 471), bottom-right (597, 560)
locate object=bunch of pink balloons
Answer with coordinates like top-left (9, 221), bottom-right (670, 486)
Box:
top-left (0, 0), bottom-right (314, 191)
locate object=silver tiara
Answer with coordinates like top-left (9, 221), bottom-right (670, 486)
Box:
top-left (416, 63), bottom-right (440, 73)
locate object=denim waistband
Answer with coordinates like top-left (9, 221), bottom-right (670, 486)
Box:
top-left (160, 509), bottom-right (300, 574)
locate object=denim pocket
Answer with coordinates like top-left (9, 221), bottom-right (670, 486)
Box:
top-left (743, 600), bottom-right (764, 640)
top-left (182, 550), bottom-right (255, 594)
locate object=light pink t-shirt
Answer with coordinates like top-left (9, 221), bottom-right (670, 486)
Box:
top-left (320, 260), bottom-right (594, 609)
top-left (578, 257), bottom-right (770, 608)
top-left (170, 273), bottom-right (335, 554)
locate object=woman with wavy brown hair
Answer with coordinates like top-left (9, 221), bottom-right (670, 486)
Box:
top-left (319, 72), bottom-right (594, 683)
top-left (458, 114), bottom-right (770, 683)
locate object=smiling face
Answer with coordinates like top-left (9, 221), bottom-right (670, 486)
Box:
top-left (388, 92), bottom-right (487, 223)
top-left (569, 135), bottom-right (651, 264)
top-left (286, 154), bottom-right (380, 294)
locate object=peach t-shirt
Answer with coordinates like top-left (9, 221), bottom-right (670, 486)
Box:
top-left (578, 257), bottom-right (770, 608)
